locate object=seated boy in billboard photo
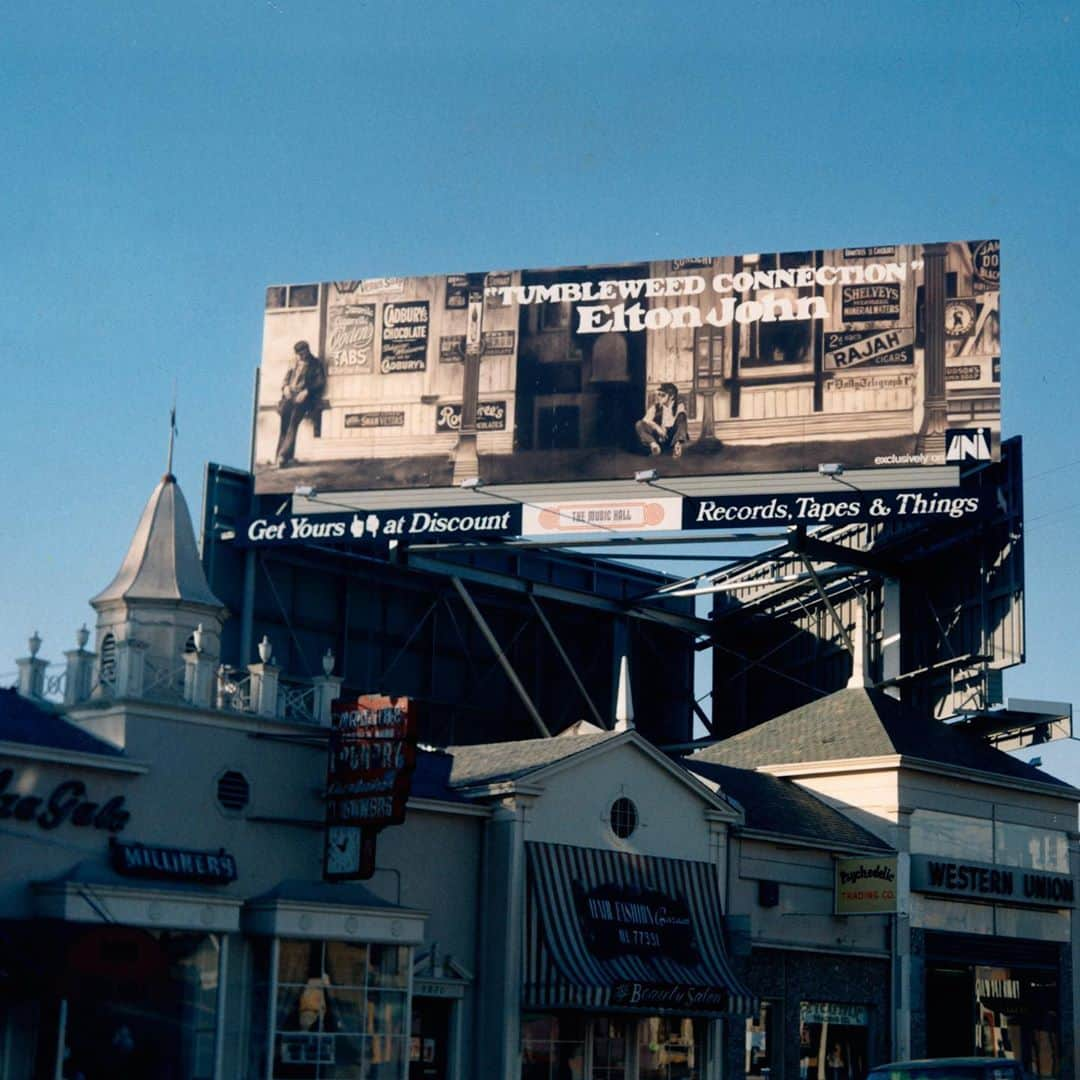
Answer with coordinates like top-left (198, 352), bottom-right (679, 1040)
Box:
top-left (636, 382), bottom-right (689, 459)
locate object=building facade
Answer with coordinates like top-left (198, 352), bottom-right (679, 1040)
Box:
top-left (0, 471), bottom-right (765, 1080)
top-left (692, 688), bottom-right (1080, 1080)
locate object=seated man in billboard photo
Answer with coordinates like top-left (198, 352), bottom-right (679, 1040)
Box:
top-left (275, 340), bottom-right (326, 467)
top-left (636, 382), bottom-right (689, 459)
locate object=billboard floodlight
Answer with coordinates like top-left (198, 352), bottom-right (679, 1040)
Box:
top-left (294, 484), bottom-right (317, 497)
top-left (459, 477), bottom-right (483, 489)
top-left (817, 463), bottom-right (844, 477)
top-left (635, 469), bottom-right (658, 483)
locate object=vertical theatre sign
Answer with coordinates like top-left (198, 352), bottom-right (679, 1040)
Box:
top-left (324, 695), bottom-right (417, 881)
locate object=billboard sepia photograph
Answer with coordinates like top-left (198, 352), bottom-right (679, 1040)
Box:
top-left (253, 240), bottom-right (1000, 495)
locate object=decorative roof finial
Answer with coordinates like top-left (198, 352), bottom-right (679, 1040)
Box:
top-left (166, 382), bottom-right (178, 479)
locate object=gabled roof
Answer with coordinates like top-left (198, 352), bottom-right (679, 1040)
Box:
top-left (0, 687), bottom-right (125, 758)
top-left (246, 879), bottom-right (402, 909)
top-left (683, 758), bottom-right (892, 851)
top-left (91, 473), bottom-right (223, 609)
top-left (432, 729), bottom-right (735, 815)
top-left (694, 687), bottom-right (1073, 790)
top-left (440, 732), bottom-right (616, 788)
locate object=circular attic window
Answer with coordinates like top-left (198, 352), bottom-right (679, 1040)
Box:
top-left (609, 796), bottom-right (639, 839)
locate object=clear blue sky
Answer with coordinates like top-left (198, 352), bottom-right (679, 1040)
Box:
top-left (2, 1), bottom-right (1077, 712)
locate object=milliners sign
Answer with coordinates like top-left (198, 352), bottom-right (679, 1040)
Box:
top-left (254, 241), bottom-right (999, 536)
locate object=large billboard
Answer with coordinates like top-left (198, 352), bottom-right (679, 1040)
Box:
top-left (254, 241), bottom-right (1000, 500)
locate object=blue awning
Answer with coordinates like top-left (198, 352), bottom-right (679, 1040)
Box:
top-left (524, 842), bottom-right (755, 1017)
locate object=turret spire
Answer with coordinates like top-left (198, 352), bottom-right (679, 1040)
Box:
top-left (166, 384), bottom-right (178, 478)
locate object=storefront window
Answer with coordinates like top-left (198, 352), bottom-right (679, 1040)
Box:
top-left (520, 1015), bottom-right (704, 1080)
top-left (592, 1016), bottom-right (629, 1079)
top-left (521, 1013), bottom-right (586, 1080)
top-left (993, 824), bottom-right (1069, 873)
top-left (975, 966), bottom-right (1059, 1077)
top-left (746, 1001), bottom-right (774, 1077)
top-left (910, 811), bottom-right (993, 861)
top-left (926, 961), bottom-right (1060, 1076)
top-left (799, 1003), bottom-right (869, 1080)
top-left (272, 938), bottom-right (410, 1079)
top-left (56, 927), bottom-right (220, 1080)
top-left (911, 811), bottom-right (1070, 876)
top-left (638, 1017), bottom-right (704, 1080)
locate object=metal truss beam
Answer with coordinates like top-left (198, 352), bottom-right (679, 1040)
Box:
top-left (787, 528), bottom-right (906, 578)
top-left (450, 577), bottom-right (551, 738)
top-left (404, 551), bottom-right (715, 640)
top-left (528, 596), bottom-right (608, 730)
top-left (796, 554), bottom-right (856, 659)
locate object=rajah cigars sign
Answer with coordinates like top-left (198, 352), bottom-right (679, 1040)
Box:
top-left (324, 695), bottom-right (417, 881)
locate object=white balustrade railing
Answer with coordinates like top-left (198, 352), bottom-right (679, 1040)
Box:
top-left (216, 667), bottom-right (253, 712)
top-left (142, 655), bottom-right (187, 703)
top-left (24, 653), bottom-right (331, 725)
top-left (41, 665), bottom-right (67, 701)
top-left (277, 679), bottom-right (319, 724)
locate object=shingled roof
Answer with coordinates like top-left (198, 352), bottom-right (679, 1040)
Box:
top-left (683, 757), bottom-right (892, 851)
top-left (441, 732), bottom-right (616, 789)
top-left (0, 687), bottom-right (125, 758)
top-left (694, 687), bottom-right (1072, 790)
top-left (91, 473), bottom-right (223, 610)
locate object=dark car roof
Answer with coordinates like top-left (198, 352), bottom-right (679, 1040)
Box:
top-left (868, 1059), bottom-right (1023, 1074)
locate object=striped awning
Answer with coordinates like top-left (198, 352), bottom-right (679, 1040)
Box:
top-left (524, 842), bottom-right (755, 1017)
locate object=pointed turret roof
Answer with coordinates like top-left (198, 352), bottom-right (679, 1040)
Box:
top-left (91, 473), bottom-right (223, 609)
top-left (694, 686), bottom-right (1073, 790)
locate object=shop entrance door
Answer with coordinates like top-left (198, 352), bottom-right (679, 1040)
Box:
top-left (410, 998), bottom-right (451, 1080)
top-left (589, 1015), bottom-right (628, 1080)
top-left (926, 966), bottom-right (974, 1058)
